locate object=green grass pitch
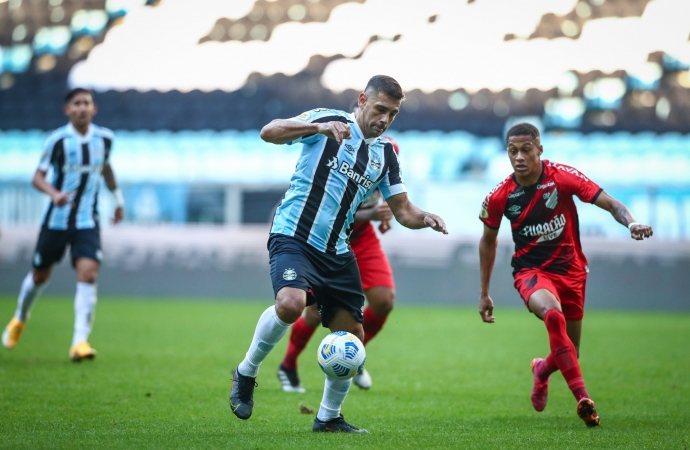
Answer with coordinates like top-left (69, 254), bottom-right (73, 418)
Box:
top-left (0, 296), bottom-right (688, 449)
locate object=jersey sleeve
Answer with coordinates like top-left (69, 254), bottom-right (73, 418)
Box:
top-left (479, 180), bottom-right (508, 230)
top-left (377, 148), bottom-right (407, 199)
top-left (286, 109), bottom-right (351, 145)
top-left (550, 162), bottom-right (603, 203)
top-left (37, 132), bottom-right (60, 171)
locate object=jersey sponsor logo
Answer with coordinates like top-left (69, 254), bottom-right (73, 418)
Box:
top-left (508, 190), bottom-right (524, 199)
top-left (508, 204), bottom-right (521, 215)
top-left (327, 157), bottom-right (375, 190)
top-left (549, 162), bottom-right (590, 182)
top-left (62, 163), bottom-right (103, 174)
top-left (283, 268), bottom-right (297, 281)
top-left (327, 156), bottom-right (339, 170)
top-left (519, 213), bottom-right (566, 243)
top-left (537, 181), bottom-right (555, 189)
top-left (544, 188), bottom-right (558, 209)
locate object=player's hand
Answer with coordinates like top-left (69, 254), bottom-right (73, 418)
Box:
top-left (112, 206), bottom-right (124, 225)
top-left (370, 203), bottom-right (393, 222)
top-left (378, 220), bottom-right (391, 234)
top-left (479, 294), bottom-right (495, 323)
top-left (51, 191), bottom-right (72, 207)
top-left (424, 213), bottom-right (448, 234)
top-left (630, 223), bottom-right (653, 240)
top-left (317, 121), bottom-right (351, 146)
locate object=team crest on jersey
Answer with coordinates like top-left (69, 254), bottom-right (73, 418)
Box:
top-left (283, 268), bottom-right (297, 281)
top-left (543, 188), bottom-right (558, 209)
top-left (369, 157), bottom-right (381, 169)
top-left (33, 252), bottom-right (42, 267)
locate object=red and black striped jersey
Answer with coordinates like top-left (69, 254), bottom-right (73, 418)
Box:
top-left (479, 160), bottom-right (603, 276)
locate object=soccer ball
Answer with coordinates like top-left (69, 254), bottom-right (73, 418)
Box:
top-left (317, 331), bottom-right (366, 380)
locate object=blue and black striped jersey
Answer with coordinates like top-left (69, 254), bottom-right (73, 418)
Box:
top-left (38, 123), bottom-right (114, 230)
top-left (270, 108), bottom-right (406, 255)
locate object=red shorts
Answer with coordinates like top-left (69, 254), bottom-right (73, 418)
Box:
top-left (514, 269), bottom-right (587, 321)
top-left (350, 223), bottom-right (395, 291)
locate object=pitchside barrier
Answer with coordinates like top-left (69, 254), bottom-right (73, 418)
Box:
top-left (0, 225), bottom-right (687, 311)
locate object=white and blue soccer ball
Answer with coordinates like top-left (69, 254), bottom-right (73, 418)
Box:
top-left (317, 331), bottom-right (366, 380)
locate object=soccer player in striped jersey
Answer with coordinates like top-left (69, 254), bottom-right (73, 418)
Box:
top-left (277, 136), bottom-right (400, 393)
top-left (2, 88), bottom-right (125, 361)
top-left (230, 75), bottom-right (448, 434)
top-left (478, 122), bottom-right (653, 427)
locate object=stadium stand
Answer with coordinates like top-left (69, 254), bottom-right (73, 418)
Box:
top-left (0, 0), bottom-right (688, 133)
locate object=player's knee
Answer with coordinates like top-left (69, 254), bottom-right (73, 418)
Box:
top-left (32, 269), bottom-right (51, 285)
top-left (367, 287), bottom-right (395, 317)
top-left (78, 270), bottom-right (98, 284)
top-left (275, 291), bottom-right (306, 323)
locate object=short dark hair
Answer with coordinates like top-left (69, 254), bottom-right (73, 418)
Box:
top-left (65, 88), bottom-right (93, 104)
top-left (506, 122), bottom-right (540, 144)
top-left (364, 75), bottom-right (405, 101)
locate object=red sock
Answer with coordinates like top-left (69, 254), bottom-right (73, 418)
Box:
top-left (281, 316), bottom-right (317, 371)
top-left (362, 307), bottom-right (388, 345)
top-left (544, 309), bottom-right (589, 401)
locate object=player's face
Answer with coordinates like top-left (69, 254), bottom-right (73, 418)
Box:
top-left (357, 92), bottom-right (401, 139)
top-left (64, 92), bottom-right (96, 129)
top-left (507, 135), bottom-right (543, 177)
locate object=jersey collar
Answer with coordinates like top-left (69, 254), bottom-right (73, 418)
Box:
top-left (67, 122), bottom-right (94, 143)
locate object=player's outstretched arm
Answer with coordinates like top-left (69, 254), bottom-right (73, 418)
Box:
top-left (385, 193), bottom-right (448, 234)
top-left (32, 169), bottom-right (71, 206)
top-left (478, 225), bottom-right (498, 323)
top-left (102, 164), bottom-right (125, 224)
top-left (594, 191), bottom-right (653, 240)
top-left (260, 119), bottom-right (352, 145)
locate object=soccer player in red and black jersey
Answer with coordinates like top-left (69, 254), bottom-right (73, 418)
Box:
top-left (276, 137), bottom-right (400, 393)
top-left (478, 123), bottom-right (652, 428)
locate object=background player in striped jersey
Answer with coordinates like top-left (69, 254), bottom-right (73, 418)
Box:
top-left (277, 136), bottom-right (400, 393)
top-left (229, 75), bottom-right (448, 434)
top-left (2, 88), bottom-right (125, 361)
top-left (477, 122), bottom-right (652, 427)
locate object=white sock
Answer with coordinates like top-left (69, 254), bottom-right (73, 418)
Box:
top-left (14, 272), bottom-right (47, 322)
top-left (317, 376), bottom-right (352, 422)
top-left (237, 306), bottom-right (291, 378)
top-left (72, 282), bottom-right (97, 347)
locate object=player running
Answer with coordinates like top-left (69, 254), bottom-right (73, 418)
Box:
top-left (229, 75), bottom-right (448, 434)
top-left (2, 88), bottom-right (125, 361)
top-left (277, 137), bottom-right (400, 393)
top-left (477, 122), bottom-right (652, 428)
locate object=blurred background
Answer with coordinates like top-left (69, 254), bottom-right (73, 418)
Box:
top-left (0, 0), bottom-right (688, 308)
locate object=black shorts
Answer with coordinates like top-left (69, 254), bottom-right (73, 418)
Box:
top-left (32, 227), bottom-right (102, 270)
top-left (268, 234), bottom-right (365, 327)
